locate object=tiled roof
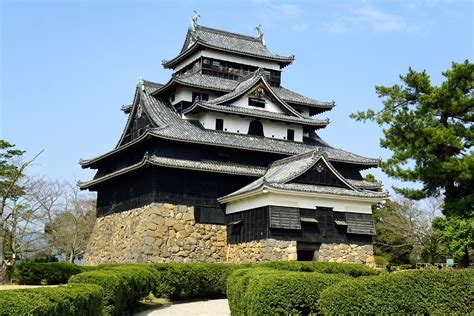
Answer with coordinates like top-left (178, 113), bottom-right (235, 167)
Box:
top-left (185, 102), bottom-right (329, 127)
top-left (267, 183), bottom-right (387, 199)
top-left (81, 81), bottom-right (379, 167)
top-left (219, 150), bottom-right (387, 201)
top-left (274, 86), bottom-right (335, 108)
top-left (161, 71), bottom-right (334, 108)
top-left (79, 155), bottom-right (265, 189)
top-left (174, 71), bottom-right (236, 91)
top-left (121, 80), bottom-right (164, 113)
top-left (347, 179), bottom-right (383, 190)
top-left (163, 25), bottom-right (294, 68)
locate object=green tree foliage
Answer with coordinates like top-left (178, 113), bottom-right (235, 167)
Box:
top-left (0, 140), bottom-right (27, 281)
top-left (432, 216), bottom-right (473, 262)
top-left (0, 140), bottom-right (26, 211)
top-left (352, 60), bottom-right (473, 263)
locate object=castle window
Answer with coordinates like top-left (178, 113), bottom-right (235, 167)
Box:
top-left (192, 92), bottom-right (209, 102)
top-left (248, 98), bottom-right (265, 108)
top-left (287, 129), bottom-right (295, 141)
top-left (215, 118), bottom-right (224, 131)
top-left (248, 120), bottom-right (264, 136)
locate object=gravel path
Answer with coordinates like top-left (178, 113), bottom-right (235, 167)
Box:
top-left (135, 299), bottom-right (230, 316)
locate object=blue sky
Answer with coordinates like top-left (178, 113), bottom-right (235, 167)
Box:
top-left (1, 0), bottom-right (473, 195)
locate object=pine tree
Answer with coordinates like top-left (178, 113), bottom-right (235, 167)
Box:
top-left (351, 60), bottom-right (473, 265)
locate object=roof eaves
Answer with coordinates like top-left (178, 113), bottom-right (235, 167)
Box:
top-left (80, 131), bottom-right (149, 168)
top-left (163, 41), bottom-right (294, 69)
top-left (266, 183), bottom-right (388, 200)
top-left (80, 156), bottom-right (265, 189)
top-left (186, 102), bottom-right (328, 127)
top-left (162, 41), bottom-right (201, 68)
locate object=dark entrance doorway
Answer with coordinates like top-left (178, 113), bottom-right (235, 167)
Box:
top-left (296, 242), bottom-right (321, 261)
top-left (248, 120), bottom-right (264, 136)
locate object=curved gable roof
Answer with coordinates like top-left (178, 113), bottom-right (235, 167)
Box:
top-left (205, 69), bottom-right (304, 117)
top-left (163, 25), bottom-right (295, 69)
top-left (219, 150), bottom-right (387, 202)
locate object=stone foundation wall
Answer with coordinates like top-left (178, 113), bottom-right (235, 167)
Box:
top-left (85, 203), bottom-right (374, 266)
top-left (318, 242), bottom-right (375, 266)
top-left (84, 203), bottom-right (227, 265)
top-left (227, 239), bottom-right (297, 263)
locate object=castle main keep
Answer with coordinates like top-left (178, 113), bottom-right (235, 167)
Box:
top-left (80, 18), bottom-right (386, 265)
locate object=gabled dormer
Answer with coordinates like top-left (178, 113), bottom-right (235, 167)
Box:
top-left (219, 150), bottom-right (387, 214)
top-left (182, 70), bottom-right (329, 142)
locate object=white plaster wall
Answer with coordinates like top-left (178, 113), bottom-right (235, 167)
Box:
top-left (184, 112), bottom-right (303, 141)
top-left (233, 96), bottom-right (285, 114)
top-left (264, 120), bottom-right (303, 141)
top-left (173, 87), bottom-right (193, 104)
top-left (172, 87), bottom-right (220, 105)
top-left (174, 50), bottom-right (281, 72)
top-left (292, 105), bottom-right (311, 117)
top-left (225, 192), bottom-right (376, 215)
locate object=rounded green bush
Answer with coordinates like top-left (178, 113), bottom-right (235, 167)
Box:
top-left (227, 267), bottom-right (351, 315)
top-left (247, 271), bottom-right (351, 315)
top-left (374, 255), bottom-right (389, 265)
top-left (69, 264), bottom-right (156, 315)
top-left (0, 284), bottom-right (103, 316)
top-left (319, 269), bottom-right (474, 314)
top-left (227, 268), bottom-right (275, 315)
top-left (14, 261), bottom-right (85, 285)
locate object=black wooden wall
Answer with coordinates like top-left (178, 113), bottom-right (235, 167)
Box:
top-left (226, 206), bottom-right (373, 245)
top-left (95, 166), bottom-right (254, 224)
top-left (291, 162), bottom-right (346, 188)
top-left (92, 139), bottom-right (285, 178)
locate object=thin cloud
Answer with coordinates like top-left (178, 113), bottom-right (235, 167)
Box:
top-left (323, 6), bottom-right (423, 33)
top-left (291, 23), bottom-right (309, 32)
top-left (254, 2), bottom-right (309, 32)
top-left (276, 4), bottom-right (304, 17)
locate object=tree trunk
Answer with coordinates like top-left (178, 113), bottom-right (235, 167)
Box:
top-left (0, 224), bottom-right (4, 265)
top-left (0, 223), bottom-right (9, 284)
top-left (460, 246), bottom-right (470, 268)
top-left (0, 220), bottom-right (5, 282)
top-left (69, 252), bottom-right (75, 263)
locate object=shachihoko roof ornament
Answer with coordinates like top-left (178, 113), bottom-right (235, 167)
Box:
top-left (255, 24), bottom-right (265, 47)
top-left (138, 77), bottom-right (145, 92)
top-left (190, 10), bottom-right (200, 31)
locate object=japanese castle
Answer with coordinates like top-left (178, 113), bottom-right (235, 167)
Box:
top-left (80, 16), bottom-right (387, 265)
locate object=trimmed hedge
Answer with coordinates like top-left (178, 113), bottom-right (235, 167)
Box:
top-left (227, 268), bottom-right (350, 315)
top-left (69, 264), bottom-right (156, 315)
top-left (0, 283), bottom-right (102, 316)
top-left (259, 260), bottom-right (379, 277)
top-left (227, 268), bottom-right (275, 315)
top-left (319, 269), bottom-right (474, 314)
top-left (14, 261), bottom-right (86, 285)
top-left (151, 263), bottom-right (248, 299)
